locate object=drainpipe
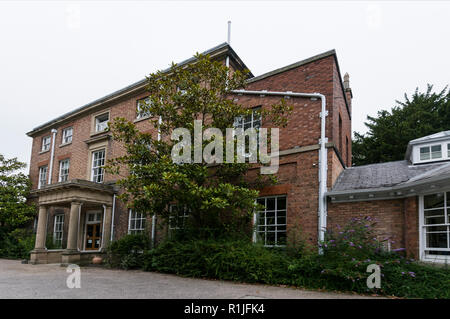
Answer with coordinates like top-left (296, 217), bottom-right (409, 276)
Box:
top-left (231, 89), bottom-right (328, 252)
top-left (150, 117), bottom-right (163, 247)
top-left (48, 128), bottom-right (57, 184)
top-left (101, 204), bottom-right (106, 249)
top-left (151, 215), bottom-right (156, 248)
top-left (111, 194), bottom-right (116, 241)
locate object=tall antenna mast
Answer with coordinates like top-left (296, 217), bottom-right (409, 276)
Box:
top-left (226, 21), bottom-right (231, 70)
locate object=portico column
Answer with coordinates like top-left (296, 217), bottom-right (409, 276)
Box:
top-left (102, 205), bottom-right (113, 250)
top-left (67, 201), bottom-right (81, 251)
top-left (34, 205), bottom-right (48, 250)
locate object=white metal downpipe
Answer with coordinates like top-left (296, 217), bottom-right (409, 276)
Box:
top-left (151, 215), bottom-right (156, 248)
top-left (48, 128), bottom-right (57, 184)
top-left (231, 89), bottom-right (328, 252)
top-left (111, 194), bottom-right (116, 241)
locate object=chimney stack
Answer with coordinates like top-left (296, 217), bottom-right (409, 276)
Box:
top-left (343, 72), bottom-right (353, 114)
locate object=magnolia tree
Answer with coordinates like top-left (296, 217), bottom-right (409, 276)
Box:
top-left (0, 154), bottom-right (35, 229)
top-left (107, 54), bottom-right (292, 239)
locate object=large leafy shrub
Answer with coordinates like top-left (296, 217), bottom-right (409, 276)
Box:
top-left (143, 239), bottom-right (291, 284)
top-left (0, 227), bottom-right (35, 259)
top-left (105, 233), bottom-right (151, 269)
top-left (106, 216), bottom-right (450, 298)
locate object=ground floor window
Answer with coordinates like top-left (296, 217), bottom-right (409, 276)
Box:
top-left (255, 195), bottom-right (287, 247)
top-left (168, 205), bottom-right (190, 230)
top-left (53, 214), bottom-right (64, 248)
top-left (128, 210), bottom-right (146, 234)
top-left (421, 192), bottom-right (450, 261)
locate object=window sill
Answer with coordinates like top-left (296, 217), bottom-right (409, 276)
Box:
top-left (134, 116), bottom-right (151, 124)
top-left (59, 142), bottom-right (72, 148)
top-left (90, 130), bottom-right (109, 138)
top-left (39, 150), bottom-right (50, 155)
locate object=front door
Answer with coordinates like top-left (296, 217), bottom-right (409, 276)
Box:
top-left (85, 211), bottom-right (103, 250)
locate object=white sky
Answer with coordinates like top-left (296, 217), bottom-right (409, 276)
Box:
top-left (1, 1), bottom-right (449, 167)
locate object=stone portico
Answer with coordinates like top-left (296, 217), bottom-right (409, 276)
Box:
top-left (30, 179), bottom-right (116, 264)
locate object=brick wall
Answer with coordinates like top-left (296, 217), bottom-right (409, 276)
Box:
top-left (327, 197), bottom-right (420, 258)
top-left (28, 51), bottom-right (352, 246)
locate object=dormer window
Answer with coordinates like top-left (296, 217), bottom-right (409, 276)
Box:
top-left (407, 131), bottom-right (450, 164)
top-left (419, 144), bottom-right (442, 161)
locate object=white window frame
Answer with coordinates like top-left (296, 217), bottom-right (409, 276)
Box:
top-left (95, 113), bottom-right (109, 132)
top-left (255, 195), bottom-right (287, 247)
top-left (41, 136), bottom-right (51, 152)
top-left (419, 191), bottom-right (450, 263)
top-left (91, 149), bottom-right (105, 183)
top-left (136, 97), bottom-right (152, 120)
top-left (62, 127), bottom-right (73, 144)
top-left (169, 204), bottom-right (190, 230)
top-left (233, 107), bottom-right (262, 159)
top-left (58, 159), bottom-right (70, 182)
top-left (53, 214), bottom-right (64, 247)
top-left (38, 166), bottom-right (48, 189)
top-left (415, 142), bottom-right (447, 163)
top-left (233, 106), bottom-right (262, 131)
top-left (128, 210), bottom-right (146, 234)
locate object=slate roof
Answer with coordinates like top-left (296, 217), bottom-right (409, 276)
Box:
top-left (27, 42), bottom-right (252, 137)
top-left (331, 160), bottom-right (450, 192)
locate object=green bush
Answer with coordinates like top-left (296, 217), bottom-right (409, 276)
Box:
top-left (106, 216), bottom-right (450, 298)
top-left (286, 216), bottom-right (450, 298)
top-left (105, 233), bottom-right (151, 269)
top-left (0, 227), bottom-right (35, 260)
top-left (143, 239), bottom-right (291, 284)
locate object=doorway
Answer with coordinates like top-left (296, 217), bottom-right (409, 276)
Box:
top-left (85, 211), bottom-right (103, 250)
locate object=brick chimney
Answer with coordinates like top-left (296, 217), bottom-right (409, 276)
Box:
top-left (343, 72), bottom-right (353, 115)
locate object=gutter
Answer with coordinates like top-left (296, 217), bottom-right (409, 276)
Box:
top-left (231, 89), bottom-right (328, 252)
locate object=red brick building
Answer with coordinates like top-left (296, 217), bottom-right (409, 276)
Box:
top-left (26, 43), bottom-right (449, 264)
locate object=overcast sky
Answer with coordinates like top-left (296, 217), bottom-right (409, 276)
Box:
top-left (1, 1), bottom-right (449, 168)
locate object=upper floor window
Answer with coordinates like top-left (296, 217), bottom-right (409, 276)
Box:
top-left (447, 144), bottom-right (450, 158)
top-left (41, 136), bottom-right (51, 152)
top-left (62, 127), bottom-right (73, 144)
top-left (255, 195), bottom-right (287, 247)
top-left (58, 159), bottom-right (70, 182)
top-left (53, 214), bottom-right (64, 248)
top-left (95, 113), bottom-right (109, 133)
top-left (38, 166), bottom-right (48, 189)
top-left (233, 106), bottom-right (262, 131)
top-left (136, 97), bottom-right (151, 119)
top-left (420, 144), bottom-right (442, 161)
top-left (91, 149), bottom-right (105, 183)
top-left (128, 210), bottom-right (146, 234)
top-left (233, 107), bottom-right (262, 158)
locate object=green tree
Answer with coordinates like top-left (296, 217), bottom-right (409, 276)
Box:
top-left (353, 84), bottom-right (450, 166)
top-left (107, 54), bottom-right (292, 239)
top-left (0, 154), bottom-right (35, 229)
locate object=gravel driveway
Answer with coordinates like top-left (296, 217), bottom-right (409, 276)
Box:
top-left (0, 259), bottom-right (377, 299)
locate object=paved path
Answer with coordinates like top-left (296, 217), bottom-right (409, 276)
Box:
top-left (0, 259), bottom-right (377, 299)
